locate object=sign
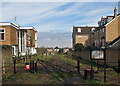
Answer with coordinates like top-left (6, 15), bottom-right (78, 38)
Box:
top-left (25, 63), bottom-right (30, 70)
top-left (91, 50), bottom-right (104, 60)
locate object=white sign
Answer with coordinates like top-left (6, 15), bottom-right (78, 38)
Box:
top-left (92, 50), bottom-right (104, 59)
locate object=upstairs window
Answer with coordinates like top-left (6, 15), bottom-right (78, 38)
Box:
top-left (0, 29), bottom-right (5, 41)
top-left (78, 28), bottom-right (81, 32)
top-left (103, 28), bottom-right (104, 32)
top-left (86, 35), bottom-right (88, 39)
top-left (91, 28), bottom-right (95, 32)
top-left (78, 35), bottom-right (82, 39)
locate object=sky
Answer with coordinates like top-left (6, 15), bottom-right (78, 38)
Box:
top-left (1, 2), bottom-right (119, 48)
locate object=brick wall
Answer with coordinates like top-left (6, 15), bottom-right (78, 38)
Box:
top-left (26, 29), bottom-right (35, 47)
top-left (0, 26), bottom-right (17, 46)
top-left (2, 46), bottom-right (13, 67)
top-left (73, 48), bottom-right (119, 69)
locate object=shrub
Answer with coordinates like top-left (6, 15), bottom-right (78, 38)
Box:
top-left (84, 46), bottom-right (99, 50)
top-left (74, 43), bottom-right (84, 51)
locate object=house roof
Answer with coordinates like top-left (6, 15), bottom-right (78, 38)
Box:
top-left (20, 26), bottom-right (37, 32)
top-left (0, 22), bottom-right (19, 29)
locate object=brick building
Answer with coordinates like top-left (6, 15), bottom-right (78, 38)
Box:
top-left (0, 22), bottom-right (37, 57)
top-left (94, 7), bottom-right (120, 47)
top-left (20, 27), bottom-right (37, 55)
top-left (72, 7), bottom-right (120, 48)
top-left (72, 26), bottom-right (97, 47)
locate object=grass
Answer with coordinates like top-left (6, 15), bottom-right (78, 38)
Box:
top-left (34, 55), bottom-right (54, 62)
top-left (3, 75), bottom-right (11, 80)
top-left (85, 79), bottom-right (108, 84)
top-left (48, 72), bottom-right (70, 84)
top-left (58, 54), bottom-right (78, 66)
top-left (106, 72), bottom-right (120, 77)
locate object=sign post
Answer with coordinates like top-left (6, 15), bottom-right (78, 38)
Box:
top-left (104, 49), bottom-right (106, 82)
top-left (90, 49), bottom-right (106, 82)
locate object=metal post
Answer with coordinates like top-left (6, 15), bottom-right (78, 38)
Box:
top-left (30, 60), bottom-right (34, 73)
top-left (91, 59), bottom-right (93, 81)
top-left (97, 60), bottom-right (99, 73)
top-left (14, 59), bottom-right (16, 74)
top-left (35, 62), bottom-right (37, 73)
top-left (104, 49), bottom-right (106, 82)
top-left (118, 60), bottom-right (120, 73)
top-left (77, 60), bottom-right (80, 74)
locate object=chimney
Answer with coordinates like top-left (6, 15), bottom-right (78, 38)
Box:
top-left (101, 16), bottom-right (103, 21)
top-left (114, 7), bottom-right (117, 18)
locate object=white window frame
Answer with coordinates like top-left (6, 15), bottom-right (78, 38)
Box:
top-left (0, 28), bottom-right (5, 41)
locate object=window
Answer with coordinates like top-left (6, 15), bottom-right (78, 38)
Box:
top-left (78, 28), bottom-right (81, 32)
top-left (0, 29), bottom-right (5, 41)
top-left (95, 40), bottom-right (96, 46)
top-left (103, 28), bottom-right (104, 32)
top-left (85, 42), bottom-right (88, 47)
top-left (91, 28), bottom-right (95, 32)
top-left (97, 40), bottom-right (99, 44)
top-left (86, 35), bottom-right (88, 39)
top-left (78, 35), bottom-right (82, 39)
top-left (28, 41), bottom-right (30, 44)
top-left (94, 32), bottom-right (96, 36)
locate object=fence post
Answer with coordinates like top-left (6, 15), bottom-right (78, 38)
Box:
top-left (118, 60), bottom-right (120, 73)
top-left (35, 62), bottom-right (37, 73)
top-left (30, 60), bottom-right (34, 73)
top-left (14, 59), bottom-right (16, 74)
top-left (77, 60), bottom-right (80, 74)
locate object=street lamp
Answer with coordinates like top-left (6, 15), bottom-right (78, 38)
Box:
top-left (101, 37), bottom-right (106, 82)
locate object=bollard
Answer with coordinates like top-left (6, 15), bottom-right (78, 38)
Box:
top-left (84, 69), bottom-right (94, 80)
top-left (35, 62), bottom-right (37, 73)
top-left (14, 59), bottom-right (16, 74)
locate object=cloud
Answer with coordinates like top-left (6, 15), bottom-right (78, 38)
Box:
top-left (1, 0), bottom-right (120, 2)
top-left (37, 31), bottom-right (72, 48)
top-left (1, 2), bottom-right (118, 47)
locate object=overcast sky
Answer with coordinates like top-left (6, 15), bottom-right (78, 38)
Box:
top-left (1, 2), bottom-right (119, 48)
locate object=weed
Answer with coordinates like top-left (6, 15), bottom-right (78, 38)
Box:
top-left (3, 75), bottom-right (11, 80)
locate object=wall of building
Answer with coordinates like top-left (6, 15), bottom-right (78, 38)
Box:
top-left (106, 17), bottom-right (118, 43)
top-left (118, 15), bottom-right (120, 36)
top-left (26, 29), bottom-right (36, 48)
top-left (26, 34), bottom-right (31, 47)
top-left (0, 26), bottom-right (17, 46)
top-left (2, 46), bottom-right (13, 67)
top-left (75, 35), bottom-right (88, 46)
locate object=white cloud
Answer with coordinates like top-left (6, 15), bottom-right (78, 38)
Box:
top-left (1, 0), bottom-right (120, 2)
